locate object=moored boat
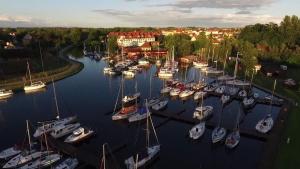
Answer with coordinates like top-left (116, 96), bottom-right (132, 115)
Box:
top-left (112, 105), bottom-right (138, 120)
top-left (221, 95), bottom-right (230, 105)
top-left (0, 89), bottom-right (13, 99)
top-left (179, 90), bottom-right (194, 98)
top-left (225, 130), bottom-right (240, 149)
top-left (193, 106), bottom-right (213, 120)
top-left (0, 145), bottom-right (22, 160)
top-left (54, 158), bottom-right (78, 169)
top-left (189, 122), bottom-right (205, 140)
top-left (64, 127), bottom-right (95, 143)
top-left (19, 153), bottom-right (61, 169)
top-left (50, 123), bottom-right (81, 139)
top-left (212, 127), bottom-right (227, 143)
top-left (194, 91), bottom-right (207, 100)
top-left (151, 99), bottom-right (168, 111)
top-left (255, 114), bottom-right (274, 133)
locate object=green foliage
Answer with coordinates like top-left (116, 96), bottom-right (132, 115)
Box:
top-left (238, 40), bottom-right (258, 72)
top-left (107, 36), bottom-right (118, 55)
top-left (163, 34), bottom-right (192, 58)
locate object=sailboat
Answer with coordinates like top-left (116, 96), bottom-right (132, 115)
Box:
top-left (34, 80), bottom-right (77, 138)
top-left (54, 158), bottom-right (78, 169)
top-left (112, 76), bottom-right (138, 120)
top-left (0, 89), bottom-right (13, 99)
top-left (24, 61), bottom-right (46, 92)
top-left (218, 50), bottom-right (236, 81)
top-left (64, 127), bottom-right (95, 143)
top-left (193, 48), bottom-right (208, 68)
top-left (225, 105), bottom-right (241, 149)
top-left (255, 80), bottom-right (276, 133)
top-left (122, 80), bottom-right (141, 106)
top-left (189, 122), bottom-right (205, 140)
top-left (3, 120), bottom-right (49, 169)
top-left (124, 109), bottom-right (160, 169)
top-left (0, 145), bottom-right (21, 160)
top-left (193, 93), bottom-right (213, 120)
top-left (212, 108), bottom-right (227, 143)
top-left (221, 95), bottom-right (231, 105)
top-left (128, 100), bottom-right (152, 123)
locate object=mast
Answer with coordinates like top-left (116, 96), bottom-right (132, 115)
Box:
top-left (27, 61), bottom-right (33, 85)
top-left (39, 41), bottom-right (45, 75)
top-left (223, 50), bottom-right (228, 76)
top-left (26, 120), bottom-right (32, 151)
top-left (103, 144), bottom-right (106, 169)
top-left (206, 47), bottom-right (211, 64)
top-left (121, 75), bottom-right (124, 109)
top-left (234, 52), bottom-right (239, 79)
top-left (135, 154), bottom-right (139, 169)
top-left (172, 46), bottom-right (175, 62)
top-left (146, 99), bottom-right (150, 149)
top-left (211, 46), bottom-right (215, 65)
top-left (43, 123), bottom-right (50, 156)
top-left (135, 80), bottom-right (138, 111)
top-left (52, 79), bottom-right (60, 119)
top-left (269, 79), bottom-right (277, 115)
top-left (149, 73), bottom-right (152, 98)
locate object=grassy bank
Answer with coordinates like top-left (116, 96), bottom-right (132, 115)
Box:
top-left (252, 68), bottom-right (300, 169)
top-left (0, 46), bottom-right (84, 90)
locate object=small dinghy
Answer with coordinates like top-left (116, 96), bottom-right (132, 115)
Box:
top-left (221, 95), bottom-right (230, 105)
top-left (64, 127), bottom-right (95, 143)
top-left (255, 114), bottom-right (274, 133)
top-left (50, 123), bottom-right (81, 139)
top-left (225, 130), bottom-right (240, 149)
top-left (194, 91), bottom-right (207, 100)
top-left (19, 153), bottom-right (61, 169)
top-left (0, 145), bottom-right (21, 159)
top-left (212, 127), bottom-right (227, 143)
top-left (160, 87), bottom-right (172, 94)
top-left (151, 100), bottom-right (168, 111)
top-left (54, 158), bottom-right (78, 169)
top-left (242, 97), bottom-right (255, 109)
top-left (189, 122), bottom-right (205, 140)
top-left (179, 90), bottom-right (194, 98)
top-left (128, 106), bottom-right (149, 123)
top-left (193, 106), bottom-right (213, 120)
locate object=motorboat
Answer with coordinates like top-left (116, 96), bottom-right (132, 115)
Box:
top-left (193, 106), bottom-right (213, 120)
top-left (128, 106), bottom-right (149, 123)
top-left (112, 105), bottom-right (138, 120)
top-left (179, 90), bottom-right (194, 98)
top-left (103, 67), bottom-right (113, 74)
top-left (3, 151), bottom-right (49, 168)
top-left (194, 91), bottom-right (207, 100)
top-left (238, 90), bottom-right (247, 98)
top-left (54, 158), bottom-right (78, 169)
top-left (255, 114), bottom-right (274, 133)
top-left (221, 95), bottom-right (231, 105)
top-left (138, 59), bottom-right (150, 66)
top-left (0, 89), bottom-right (13, 99)
top-left (215, 86), bottom-right (226, 94)
top-left (34, 116), bottom-right (77, 138)
top-left (170, 88), bottom-right (181, 97)
top-left (158, 69), bottom-right (173, 79)
top-left (123, 70), bottom-right (135, 78)
top-left (225, 130), bottom-right (240, 149)
top-left (212, 127), bottom-right (227, 143)
top-left (160, 87), bottom-right (172, 94)
top-left (189, 122), bottom-right (205, 140)
top-left (242, 97), bottom-right (255, 109)
top-left (0, 145), bottom-right (21, 159)
top-left (151, 100), bottom-right (168, 111)
top-left (193, 61), bottom-right (208, 68)
top-left (50, 123), bottom-right (81, 139)
top-left (203, 85), bottom-right (217, 92)
top-left (19, 153), bottom-right (61, 169)
top-left (228, 87), bottom-right (239, 96)
top-left (64, 127), bottom-right (95, 143)
top-left (24, 81), bottom-right (46, 92)
top-left (192, 81), bottom-right (207, 91)
top-left (122, 93), bottom-right (141, 105)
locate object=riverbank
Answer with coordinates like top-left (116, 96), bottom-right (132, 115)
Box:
top-left (0, 45), bottom-right (84, 91)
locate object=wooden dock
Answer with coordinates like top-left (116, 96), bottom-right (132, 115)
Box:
top-left (151, 110), bottom-right (268, 141)
top-left (46, 136), bottom-right (126, 168)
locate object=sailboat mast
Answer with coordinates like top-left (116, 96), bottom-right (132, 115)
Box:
top-left (234, 52), bottom-right (239, 78)
top-left (52, 79), bottom-right (60, 119)
top-left (27, 61), bottom-right (33, 85)
top-left (146, 100), bottom-right (150, 149)
top-left (223, 50), bottom-right (228, 76)
top-left (103, 144), bottom-right (106, 169)
top-left (149, 73), bottom-right (152, 98)
top-left (26, 120), bottom-right (32, 151)
top-left (121, 75), bottom-right (124, 109)
top-left (43, 123), bottom-right (50, 155)
top-left (135, 154), bottom-right (139, 169)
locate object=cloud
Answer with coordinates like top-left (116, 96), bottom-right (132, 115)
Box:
top-left (158, 0), bottom-right (277, 10)
top-left (0, 14), bottom-right (48, 27)
top-left (92, 9), bottom-right (134, 16)
top-left (236, 10), bottom-right (252, 15)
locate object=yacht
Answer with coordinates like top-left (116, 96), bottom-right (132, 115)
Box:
top-left (255, 114), bottom-right (274, 133)
top-left (160, 87), bottom-right (172, 94)
top-left (158, 68), bottom-right (173, 79)
top-left (193, 106), bottom-right (213, 121)
top-left (238, 90), bottom-right (247, 98)
top-left (24, 81), bottom-right (46, 92)
top-left (225, 130), bottom-right (240, 148)
top-left (0, 146), bottom-right (21, 159)
top-left (0, 89), bottom-right (13, 99)
top-left (212, 127), bottom-right (227, 143)
top-left (50, 123), bottom-right (81, 139)
top-left (151, 99), bottom-right (168, 111)
top-left (34, 116), bottom-right (77, 138)
top-left (122, 93), bottom-right (140, 105)
top-left (65, 127), bottom-right (95, 143)
top-left (19, 153), bottom-right (61, 169)
top-left (242, 97), bottom-right (255, 109)
top-left (122, 70), bottom-right (135, 78)
top-left (54, 158), bottom-right (78, 169)
top-left (138, 59), bottom-right (150, 66)
top-left (170, 88), bottom-right (182, 97)
top-left (112, 105), bottom-right (138, 120)
top-left (128, 106), bottom-right (149, 123)
top-left (103, 67), bottom-right (113, 74)
top-left (189, 122), bottom-right (205, 140)
top-left (194, 91), bottom-right (207, 100)
top-left (215, 86), bottom-right (226, 94)
top-left (3, 151), bottom-right (49, 168)
top-left (179, 90), bottom-right (194, 98)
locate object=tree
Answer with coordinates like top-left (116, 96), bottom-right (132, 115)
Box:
top-left (238, 40), bottom-right (258, 73)
top-left (107, 36), bottom-right (118, 55)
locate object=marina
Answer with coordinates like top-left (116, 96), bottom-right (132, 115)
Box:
top-left (0, 49), bottom-right (289, 169)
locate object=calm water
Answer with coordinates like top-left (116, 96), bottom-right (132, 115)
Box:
top-left (0, 49), bottom-right (281, 169)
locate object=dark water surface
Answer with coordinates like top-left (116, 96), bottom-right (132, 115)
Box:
top-left (0, 50), bottom-right (281, 169)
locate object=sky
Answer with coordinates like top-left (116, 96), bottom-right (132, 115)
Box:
top-left (0, 0), bottom-right (299, 28)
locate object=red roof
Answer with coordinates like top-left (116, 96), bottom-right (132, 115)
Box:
top-left (141, 42), bottom-right (151, 48)
top-left (108, 31), bottom-right (160, 39)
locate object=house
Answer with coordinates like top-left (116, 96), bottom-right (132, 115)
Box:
top-left (141, 42), bottom-right (152, 51)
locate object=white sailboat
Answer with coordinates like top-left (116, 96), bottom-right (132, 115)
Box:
top-left (0, 145), bottom-right (21, 160)
top-left (54, 158), bottom-right (78, 169)
top-left (128, 100), bottom-right (151, 123)
top-left (125, 108), bottom-right (160, 169)
top-left (193, 93), bottom-right (213, 120)
top-left (194, 91), bottom-right (207, 100)
top-left (215, 85), bottom-right (226, 94)
top-left (179, 89), bottom-right (194, 98)
top-left (3, 120), bottom-right (49, 169)
top-left (189, 122), bottom-right (205, 140)
top-left (225, 105), bottom-right (241, 149)
top-left (34, 81), bottom-right (77, 138)
top-left (24, 61), bottom-right (46, 92)
top-left (212, 108), bottom-right (227, 143)
top-left (256, 80), bottom-right (276, 133)
top-left (0, 89), bottom-right (13, 99)
top-left (19, 153), bottom-right (61, 169)
top-left (122, 81), bottom-right (140, 105)
top-left (242, 97), bottom-right (255, 109)
top-left (170, 88), bottom-right (181, 97)
top-left (151, 99), bottom-right (168, 111)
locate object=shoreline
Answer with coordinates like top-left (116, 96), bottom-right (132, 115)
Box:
top-left (0, 45), bottom-right (84, 91)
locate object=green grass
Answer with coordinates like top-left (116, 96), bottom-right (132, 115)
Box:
top-left (253, 68), bottom-right (300, 169)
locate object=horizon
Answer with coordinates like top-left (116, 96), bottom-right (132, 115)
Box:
top-left (1, 0), bottom-right (300, 28)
